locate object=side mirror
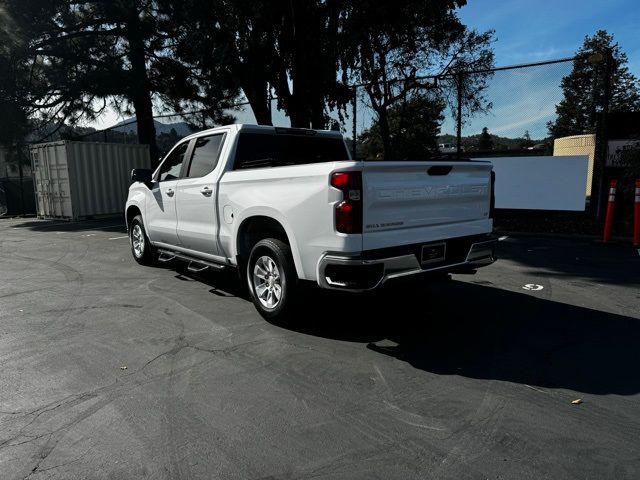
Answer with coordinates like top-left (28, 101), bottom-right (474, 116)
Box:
top-left (131, 168), bottom-right (152, 184)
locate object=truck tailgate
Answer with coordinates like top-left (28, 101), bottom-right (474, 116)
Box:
top-left (362, 161), bottom-right (493, 251)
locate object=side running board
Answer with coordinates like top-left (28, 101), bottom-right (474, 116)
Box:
top-left (158, 252), bottom-right (176, 263)
top-left (187, 262), bottom-right (209, 273)
top-left (157, 248), bottom-right (226, 272)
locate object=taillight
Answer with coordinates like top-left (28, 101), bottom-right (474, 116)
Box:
top-left (331, 171), bottom-right (362, 234)
top-left (489, 170), bottom-right (496, 218)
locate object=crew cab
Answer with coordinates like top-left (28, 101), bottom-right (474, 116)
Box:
top-left (126, 124), bottom-right (496, 320)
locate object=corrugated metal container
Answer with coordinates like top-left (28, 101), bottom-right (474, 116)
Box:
top-left (30, 141), bottom-right (150, 220)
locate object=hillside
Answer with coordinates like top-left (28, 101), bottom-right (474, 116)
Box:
top-left (112, 118), bottom-right (193, 136)
top-left (438, 133), bottom-right (548, 152)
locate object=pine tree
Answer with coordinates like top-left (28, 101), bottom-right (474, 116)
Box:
top-left (548, 30), bottom-right (640, 138)
top-left (520, 130), bottom-right (533, 148)
top-left (479, 127), bottom-right (493, 150)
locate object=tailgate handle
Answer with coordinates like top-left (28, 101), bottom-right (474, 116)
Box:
top-left (428, 166), bottom-right (452, 176)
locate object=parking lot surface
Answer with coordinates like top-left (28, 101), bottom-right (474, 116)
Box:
top-left (1, 218), bottom-right (639, 479)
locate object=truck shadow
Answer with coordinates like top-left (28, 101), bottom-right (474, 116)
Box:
top-left (288, 280), bottom-right (640, 396)
top-left (6, 218), bottom-right (126, 233)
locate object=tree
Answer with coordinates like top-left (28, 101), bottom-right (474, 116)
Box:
top-left (3, 0), bottom-right (240, 167)
top-left (156, 127), bottom-right (184, 156)
top-left (479, 127), bottom-right (493, 150)
top-left (548, 30), bottom-right (640, 139)
top-left (270, 0), bottom-right (351, 128)
top-left (0, 6), bottom-right (40, 148)
top-left (158, 0), bottom-right (261, 123)
top-left (172, 0), bottom-right (492, 137)
top-left (169, 0), bottom-right (350, 129)
top-left (520, 129), bottom-right (534, 149)
top-left (339, 0), bottom-right (494, 158)
top-left (358, 93), bottom-right (445, 159)
top-left (4, 0), bottom-right (493, 161)
top-left (0, 4), bottom-right (49, 177)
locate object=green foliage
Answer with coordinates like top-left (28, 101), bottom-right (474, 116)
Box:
top-left (548, 30), bottom-right (640, 139)
top-left (358, 94), bottom-right (445, 159)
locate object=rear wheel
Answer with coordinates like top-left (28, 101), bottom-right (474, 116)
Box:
top-left (129, 215), bottom-right (156, 265)
top-left (247, 238), bottom-right (298, 321)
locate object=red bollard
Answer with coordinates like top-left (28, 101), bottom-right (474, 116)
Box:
top-left (634, 179), bottom-right (640, 247)
top-left (602, 179), bottom-right (617, 243)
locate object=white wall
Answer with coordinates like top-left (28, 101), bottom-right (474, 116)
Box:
top-left (475, 155), bottom-right (589, 211)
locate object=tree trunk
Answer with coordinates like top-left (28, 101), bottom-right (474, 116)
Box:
top-left (243, 82), bottom-right (272, 126)
top-left (285, 2), bottom-right (316, 129)
top-left (125, 6), bottom-right (159, 168)
top-left (310, 94), bottom-right (327, 129)
top-left (377, 109), bottom-right (393, 159)
top-left (288, 100), bottom-right (310, 128)
top-left (288, 59), bottom-right (312, 128)
top-left (277, 71), bottom-right (309, 127)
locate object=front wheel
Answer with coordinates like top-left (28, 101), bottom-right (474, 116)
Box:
top-left (129, 215), bottom-right (156, 265)
top-left (247, 238), bottom-right (298, 321)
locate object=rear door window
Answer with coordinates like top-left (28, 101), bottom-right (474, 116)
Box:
top-left (234, 133), bottom-right (349, 170)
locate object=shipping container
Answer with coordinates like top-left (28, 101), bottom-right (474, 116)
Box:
top-left (30, 141), bottom-right (150, 220)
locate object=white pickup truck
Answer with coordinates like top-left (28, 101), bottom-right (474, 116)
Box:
top-left (126, 124), bottom-right (496, 320)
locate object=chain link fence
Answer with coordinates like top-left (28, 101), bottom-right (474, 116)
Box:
top-left (0, 146), bottom-right (35, 216)
top-left (351, 58), bottom-right (577, 159)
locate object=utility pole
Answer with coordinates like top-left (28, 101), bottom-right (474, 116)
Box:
top-left (352, 88), bottom-right (357, 160)
top-left (456, 73), bottom-right (463, 159)
top-left (595, 48), bottom-right (613, 221)
top-left (267, 85), bottom-right (273, 123)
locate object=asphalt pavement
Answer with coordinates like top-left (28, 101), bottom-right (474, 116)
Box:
top-left (0, 218), bottom-right (639, 479)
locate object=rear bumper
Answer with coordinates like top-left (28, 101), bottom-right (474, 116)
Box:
top-left (317, 234), bottom-right (497, 291)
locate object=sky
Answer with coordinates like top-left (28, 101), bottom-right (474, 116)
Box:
top-left (91, 0), bottom-right (640, 139)
top-left (448, 0), bottom-right (640, 139)
top-left (457, 0), bottom-right (640, 75)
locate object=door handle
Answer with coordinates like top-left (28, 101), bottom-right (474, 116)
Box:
top-left (166, 188), bottom-right (175, 197)
top-left (200, 186), bottom-right (213, 197)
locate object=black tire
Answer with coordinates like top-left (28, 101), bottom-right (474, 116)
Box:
top-left (247, 238), bottom-right (298, 321)
top-left (129, 215), bottom-right (157, 266)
